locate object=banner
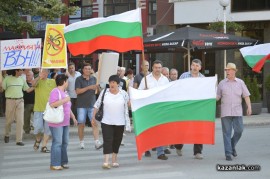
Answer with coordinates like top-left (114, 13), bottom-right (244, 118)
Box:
top-left (96, 52), bottom-right (119, 88)
top-left (1, 39), bottom-right (41, 70)
top-left (42, 24), bottom-right (67, 69)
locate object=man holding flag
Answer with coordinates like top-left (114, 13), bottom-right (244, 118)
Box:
top-left (138, 60), bottom-right (169, 160)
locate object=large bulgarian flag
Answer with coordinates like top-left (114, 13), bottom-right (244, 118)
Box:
top-left (129, 76), bottom-right (217, 160)
top-left (64, 8), bottom-right (143, 56)
top-left (240, 43), bottom-right (270, 73)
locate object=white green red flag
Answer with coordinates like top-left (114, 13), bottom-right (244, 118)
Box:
top-left (64, 8), bottom-right (143, 56)
top-left (240, 43), bottom-right (270, 73)
top-left (129, 76), bottom-right (217, 160)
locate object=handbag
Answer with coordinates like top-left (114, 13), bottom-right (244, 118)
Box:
top-left (43, 89), bottom-right (64, 124)
top-left (95, 88), bottom-right (107, 122)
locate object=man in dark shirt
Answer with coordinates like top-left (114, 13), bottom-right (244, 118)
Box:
top-left (23, 71), bottom-right (35, 134)
top-left (133, 60), bottom-right (150, 89)
top-left (75, 63), bottom-right (102, 150)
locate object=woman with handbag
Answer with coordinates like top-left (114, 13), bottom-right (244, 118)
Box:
top-left (92, 75), bottom-right (131, 169)
top-left (48, 74), bottom-right (77, 170)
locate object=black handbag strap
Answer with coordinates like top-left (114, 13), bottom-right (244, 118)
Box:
top-left (100, 87), bottom-right (107, 108)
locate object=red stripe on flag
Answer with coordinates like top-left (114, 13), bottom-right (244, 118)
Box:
top-left (252, 54), bottom-right (270, 73)
top-left (135, 121), bottom-right (215, 160)
top-left (67, 36), bottom-right (143, 56)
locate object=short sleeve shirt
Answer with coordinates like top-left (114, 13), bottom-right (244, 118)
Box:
top-left (34, 79), bottom-right (56, 112)
top-left (133, 72), bottom-right (145, 86)
top-left (217, 78), bottom-right (250, 117)
top-left (67, 71), bottom-right (81, 98)
top-left (2, 76), bottom-right (29, 98)
top-left (75, 76), bottom-right (96, 108)
top-left (48, 88), bottom-right (71, 127)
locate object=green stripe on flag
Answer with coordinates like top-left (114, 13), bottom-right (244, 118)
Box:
top-left (64, 21), bottom-right (142, 43)
top-left (133, 99), bottom-right (216, 136)
top-left (244, 55), bottom-right (265, 68)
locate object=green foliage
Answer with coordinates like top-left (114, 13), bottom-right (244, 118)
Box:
top-left (244, 76), bottom-right (261, 103)
top-left (208, 21), bottom-right (244, 32)
top-left (265, 74), bottom-right (270, 92)
top-left (0, 0), bottom-right (78, 34)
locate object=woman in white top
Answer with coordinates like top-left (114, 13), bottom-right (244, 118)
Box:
top-left (92, 75), bottom-right (131, 169)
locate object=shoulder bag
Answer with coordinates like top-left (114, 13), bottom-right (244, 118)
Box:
top-left (95, 88), bottom-right (107, 122)
top-left (43, 89), bottom-right (64, 124)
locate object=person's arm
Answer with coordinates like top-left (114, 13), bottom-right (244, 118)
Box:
top-left (76, 85), bottom-right (97, 95)
top-left (70, 110), bottom-right (77, 126)
top-left (244, 96), bottom-right (252, 116)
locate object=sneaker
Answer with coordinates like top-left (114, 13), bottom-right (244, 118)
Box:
top-left (194, 153), bottom-right (203, 160)
top-left (226, 155), bottom-right (232, 161)
top-left (144, 151), bottom-right (151, 157)
top-left (16, 142), bottom-right (25, 146)
top-left (61, 164), bottom-right (69, 169)
top-left (80, 141), bottom-right (85, 149)
top-left (232, 149), bottom-right (237, 157)
top-left (157, 154), bottom-right (168, 160)
top-left (176, 149), bottom-right (182, 156)
top-left (95, 141), bottom-right (103, 150)
top-left (164, 148), bottom-right (171, 154)
top-left (50, 166), bottom-right (63, 170)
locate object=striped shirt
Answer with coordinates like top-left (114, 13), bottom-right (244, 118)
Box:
top-left (217, 78), bottom-right (250, 118)
top-left (179, 71), bottom-right (204, 79)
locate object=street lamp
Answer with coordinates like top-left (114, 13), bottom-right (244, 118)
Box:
top-left (219, 0), bottom-right (230, 78)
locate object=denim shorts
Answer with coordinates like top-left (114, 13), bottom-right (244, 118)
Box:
top-left (77, 107), bottom-right (94, 124)
top-left (33, 111), bottom-right (51, 136)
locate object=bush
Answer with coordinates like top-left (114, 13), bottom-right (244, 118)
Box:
top-left (244, 76), bottom-right (261, 103)
top-left (265, 74), bottom-right (270, 92)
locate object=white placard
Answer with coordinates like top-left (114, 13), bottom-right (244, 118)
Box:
top-left (97, 52), bottom-right (119, 87)
top-left (1, 39), bottom-right (41, 70)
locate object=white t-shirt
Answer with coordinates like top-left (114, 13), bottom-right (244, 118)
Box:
top-left (138, 73), bottom-right (169, 89)
top-left (67, 71), bottom-right (81, 98)
top-left (102, 91), bottom-right (125, 125)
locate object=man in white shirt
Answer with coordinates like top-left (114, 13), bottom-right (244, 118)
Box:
top-left (139, 60), bottom-right (169, 160)
top-left (66, 62), bottom-right (81, 126)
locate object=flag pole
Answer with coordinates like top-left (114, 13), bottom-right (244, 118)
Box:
top-left (142, 50), bottom-right (148, 89)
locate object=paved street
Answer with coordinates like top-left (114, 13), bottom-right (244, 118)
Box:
top-left (0, 111), bottom-right (270, 179)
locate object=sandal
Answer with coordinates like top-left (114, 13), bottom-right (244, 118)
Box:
top-left (112, 163), bottom-right (119, 168)
top-left (41, 146), bottom-right (50, 153)
top-left (102, 163), bottom-right (111, 169)
top-left (33, 139), bottom-right (41, 151)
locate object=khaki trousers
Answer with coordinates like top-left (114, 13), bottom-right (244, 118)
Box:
top-left (5, 99), bottom-right (24, 142)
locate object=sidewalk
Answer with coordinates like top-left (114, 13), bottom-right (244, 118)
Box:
top-left (1, 108), bottom-right (270, 141)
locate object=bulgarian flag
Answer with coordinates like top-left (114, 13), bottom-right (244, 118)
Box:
top-left (64, 8), bottom-right (143, 56)
top-left (240, 43), bottom-right (270, 73)
top-left (129, 76), bottom-right (217, 160)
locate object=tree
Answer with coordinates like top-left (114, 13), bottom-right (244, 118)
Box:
top-left (0, 0), bottom-right (78, 35)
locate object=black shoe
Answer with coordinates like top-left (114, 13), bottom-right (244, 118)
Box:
top-left (144, 151), bottom-right (151, 157)
top-left (169, 145), bottom-right (175, 149)
top-left (16, 142), bottom-right (25, 146)
top-left (4, 136), bottom-right (9, 143)
top-left (232, 149), bottom-right (237, 157)
top-left (157, 154), bottom-right (168, 160)
top-left (226, 155), bottom-right (232, 161)
top-left (164, 148), bottom-right (171, 154)
top-left (152, 148), bottom-right (156, 151)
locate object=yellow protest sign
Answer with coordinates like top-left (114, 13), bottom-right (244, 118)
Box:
top-left (42, 24), bottom-right (67, 68)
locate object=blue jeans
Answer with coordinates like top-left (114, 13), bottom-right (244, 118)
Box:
top-left (156, 146), bottom-right (165, 157)
top-left (77, 107), bottom-right (94, 124)
top-left (49, 126), bottom-right (69, 166)
top-left (221, 116), bottom-right (243, 157)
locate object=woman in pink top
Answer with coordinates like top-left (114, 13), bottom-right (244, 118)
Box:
top-left (48, 74), bottom-right (77, 170)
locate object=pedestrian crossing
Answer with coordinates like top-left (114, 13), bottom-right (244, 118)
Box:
top-left (0, 134), bottom-right (187, 179)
